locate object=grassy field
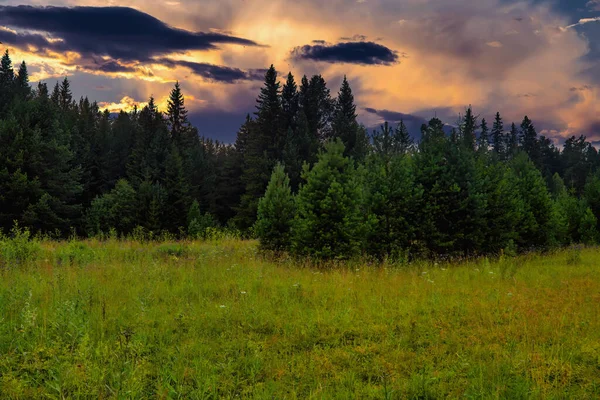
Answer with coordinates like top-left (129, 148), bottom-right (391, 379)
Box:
top-left (0, 237), bottom-right (599, 399)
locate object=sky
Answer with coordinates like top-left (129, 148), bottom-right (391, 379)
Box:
top-left (1, 0), bottom-right (600, 143)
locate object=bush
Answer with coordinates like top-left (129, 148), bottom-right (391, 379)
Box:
top-left (55, 241), bottom-right (96, 267)
top-left (187, 200), bottom-right (218, 240)
top-left (0, 224), bottom-right (41, 267)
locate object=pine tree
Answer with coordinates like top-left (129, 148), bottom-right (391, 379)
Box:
top-left (395, 120), bottom-right (413, 154)
top-left (491, 112), bottom-right (504, 157)
top-left (281, 72), bottom-right (298, 132)
top-left (519, 116), bottom-right (540, 165)
top-left (367, 153), bottom-right (420, 260)
top-left (15, 61), bottom-right (30, 99)
top-left (236, 66), bottom-right (282, 229)
top-left (50, 81), bottom-right (60, 105)
top-left (507, 123), bottom-right (519, 157)
top-left (330, 76), bottom-right (368, 161)
top-left (300, 74), bottom-right (334, 143)
top-left (0, 50), bottom-right (15, 114)
top-left (0, 49), bottom-right (14, 86)
top-left (414, 117), bottom-right (486, 256)
top-left (167, 81), bottom-right (196, 150)
top-left (255, 163), bottom-right (296, 251)
top-left (59, 77), bottom-right (73, 111)
top-left (462, 106), bottom-right (477, 151)
top-left (478, 118), bottom-right (489, 154)
top-left (164, 145), bottom-right (191, 233)
top-left (511, 152), bottom-right (556, 249)
top-left (292, 140), bottom-right (368, 259)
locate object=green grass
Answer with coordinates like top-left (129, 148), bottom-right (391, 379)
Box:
top-left (1, 239), bottom-right (599, 399)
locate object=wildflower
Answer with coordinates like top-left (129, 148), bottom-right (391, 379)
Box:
top-left (240, 291), bottom-right (247, 295)
top-left (219, 305), bottom-right (226, 308)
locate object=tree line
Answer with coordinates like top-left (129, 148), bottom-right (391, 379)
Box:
top-left (1, 50), bottom-right (600, 259)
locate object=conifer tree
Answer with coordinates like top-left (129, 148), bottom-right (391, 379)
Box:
top-left (507, 122), bottom-right (519, 157)
top-left (395, 120), bottom-right (413, 155)
top-left (281, 72), bottom-right (298, 132)
top-left (236, 66), bottom-right (282, 229)
top-left (462, 106), bottom-right (477, 151)
top-left (519, 116), bottom-right (540, 165)
top-left (164, 145), bottom-right (191, 232)
top-left (292, 140), bottom-right (368, 259)
top-left (478, 118), bottom-right (489, 154)
top-left (511, 152), bottom-right (556, 249)
top-left (491, 112), bottom-right (504, 157)
top-left (331, 76), bottom-right (365, 159)
top-left (59, 77), bottom-right (73, 111)
top-left (15, 61), bottom-right (30, 99)
top-left (255, 163), bottom-right (296, 251)
top-left (0, 50), bottom-right (14, 113)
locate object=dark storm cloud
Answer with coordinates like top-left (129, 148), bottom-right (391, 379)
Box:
top-left (0, 6), bottom-right (260, 61)
top-left (364, 107), bottom-right (427, 124)
top-left (0, 6), bottom-right (265, 82)
top-left (291, 41), bottom-right (399, 65)
top-left (159, 59), bottom-right (267, 83)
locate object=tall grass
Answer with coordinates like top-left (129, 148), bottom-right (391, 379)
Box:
top-left (0, 238), bottom-right (599, 398)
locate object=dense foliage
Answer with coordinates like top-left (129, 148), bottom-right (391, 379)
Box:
top-left (1, 50), bottom-right (600, 259)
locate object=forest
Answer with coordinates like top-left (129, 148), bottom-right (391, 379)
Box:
top-left (1, 49), bottom-right (600, 260)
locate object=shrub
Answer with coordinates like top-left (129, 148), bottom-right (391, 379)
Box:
top-left (0, 223), bottom-right (41, 267)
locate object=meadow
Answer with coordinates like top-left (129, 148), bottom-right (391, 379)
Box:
top-left (1, 234), bottom-right (599, 399)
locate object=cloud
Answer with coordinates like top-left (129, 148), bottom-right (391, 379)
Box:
top-left (0, 6), bottom-right (261, 62)
top-left (562, 17), bottom-right (600, 31)
top-left (0, 6), bottom-right (267, 83)
top-left (158, 59), bottom-right (267, 83)
top-left (291, 41), bottom-right (399, 65)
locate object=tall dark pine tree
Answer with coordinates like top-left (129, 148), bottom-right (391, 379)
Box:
top-left (491, 112), bottom-right (504, 158)
top-left (395, 120), bottom-right (413, 155)
top-left (15, 61), bottom-right (30, 99)
top-left (59, 77), bottom-right (73, 111)
top-left (331, 76), bottom-right (367, 160)
top-left (0, 50), bottom-right (15, 114)
top-left (167, 81), bottom-right (196, 151)
top-left (507, 122), bottom-right (519, 157)
top-left (300, 74), bottom-right (334, 143)
top-left (462, 106), bottom-right (477, 151)
top-left (478, 118), bottom-right (489, 154)
top-left (281, 72), bottom-right (298, 133)
top-left (519, 116), bottom-right (540, 165)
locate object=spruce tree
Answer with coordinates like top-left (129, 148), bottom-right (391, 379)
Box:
top-left (511, 152), bottom-right (556, 249)
top-left (59, 77), bottom-right (73, 111)
top-left (478, 118), bottom-right (489, 154)
top-left (15, 61), bottom-right (30, 99)
top-left (462, 106), bottom-right (477, 151)
top-left (395, 120), bottom-right (413, 155)
top-left (292, 140), bottom-right (368, 259)
top-left (236, 66), bottom-right (282, 229)
top-left (281, 72), bottom-right (298, 132)
top-left (331, 76), bottom-right (364, 160)
top-left (255, 163), bottom-right (296, 251)
top-left (367, 153), bottom-right (420, 260)
top-left (519, 116), bottom-right (540, 165)
top-left (491, 112), bottom-right (504, 157)
top-left (507, 123), bottom-right (519, 157)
